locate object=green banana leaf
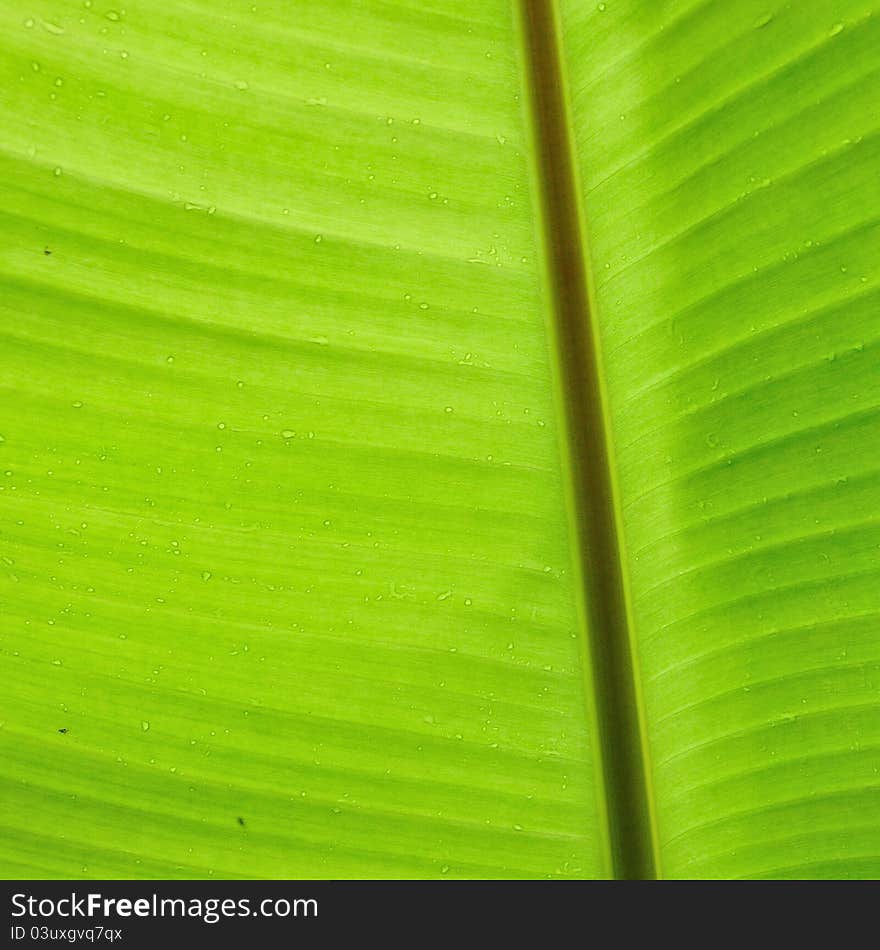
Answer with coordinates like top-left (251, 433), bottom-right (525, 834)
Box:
top-left (1, 0), bottom-right (877, 880)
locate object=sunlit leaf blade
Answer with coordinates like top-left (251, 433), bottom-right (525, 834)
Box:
top-left (0, 0), bottom-right (607, 879)
top-left (560, 0), bottom-right (880, 878)
top-left (4, 0), bottom-right (879, 882)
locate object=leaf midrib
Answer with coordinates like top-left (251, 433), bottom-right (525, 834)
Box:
top-left (518, 0), bottom-right (659, 879)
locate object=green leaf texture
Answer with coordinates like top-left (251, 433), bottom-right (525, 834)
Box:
top-left (2, 0), bottom-right (879, 880)
top-left (0, 1), bottom-right (606, 878)
top-left (559, 0), bottom-right (880, 877)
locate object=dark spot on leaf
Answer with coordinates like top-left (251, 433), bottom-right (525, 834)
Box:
top-left (44, 247), bottom-right (52, 255)
top-left (237, 816), bottom-right (245, 827)
top-left (58, 727), bottom-right (68, 734)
